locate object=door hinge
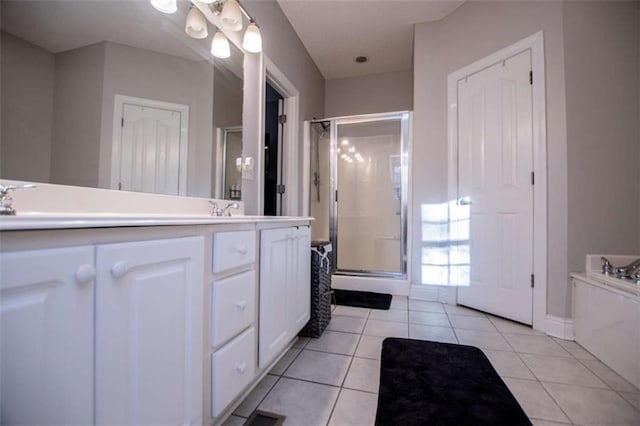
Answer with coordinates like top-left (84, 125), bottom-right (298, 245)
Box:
top-left (276, 184), bottom-right (286, 195)
top-left (118, 182), bottom-right (122, 190)
top-left (531, 171), bottom-right (535, 185)
top-left (529, 70), bottom-right (533, 85)
top-left (335, 190), bottom-right (338, 202)
top-left (278, 114), bottom-right (287, 124)
top-left (121, 117), bottom-right (124, 127)
top-left (531, 274), bottom-right (535, 288)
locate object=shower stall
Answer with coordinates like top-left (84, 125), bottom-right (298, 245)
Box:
top-left (308, 112), bottom-right (410, 284)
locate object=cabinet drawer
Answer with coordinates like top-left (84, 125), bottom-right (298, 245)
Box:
top-left (212, 231), bottom-right (256, 273)
top-left (211, 327), bottom-right (256, 417)
top-left (212, 270), bottom-right (255, 348)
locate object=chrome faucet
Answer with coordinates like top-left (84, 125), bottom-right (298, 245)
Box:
top-left (614, 258), bottom-right (640, 279)
top-left (0, 184), bottom-right (36, 215)
top-left (209, 201), bottom-right (240, 217)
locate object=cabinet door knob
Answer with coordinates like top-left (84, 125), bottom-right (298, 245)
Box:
top-left (111, 261), bottom-right (129, 279)
top-left (235, 246), bottom-right (248, 255)
top-left (236, 361), bottom-right (247, 374)
top-left (75, 264), bottom-right (96, 284)
top-left (235, 300), bottom-right (248, 310)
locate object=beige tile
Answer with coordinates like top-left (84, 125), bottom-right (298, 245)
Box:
top-left (258, 377), bottom-right (340, 426)
top-left (390, 296), bottom-right (408, 310)
top-left (530, 419), bottom-right (571, 426)
top-left (234, 374), bottom-right (279, 417)
top-left (222, 415), bottom-right (246, 426)
top-left (305, 331), bottom-right (360, 356)
top-left (355, 335), bottom-right (386, 360)
top-left (328, 389), bottom-right (378, 426)
top-left (455, 329), bottom-right (512, 351)
top-left (503, 378), bottom-right (570, 423)
top-left (580, 359), bottom-right (639, 392)
top-left (520, 354), bottom-right (608, 388)
top-left (408, 299), bottom-right (445, 313)
top-left (489, 316), bottom-right (543, 335)
top-left (326, 315), bottom-right (366, 334)
top-left (543, 382), bottom-right (640, 425)
top-left (552, 338), bottom-right (596, 360)
top-left (292, 337), bottom-right (310, 349)
top-left (409, 311), bottom-right (450, 327)
top-left (269, 347), bottom-right (301, 375)
top-left (620, 392), bottom-right (640, 411)
top-left (409, 324), bottom-right (457, 344)
top-left (363, 319), bottom-right (408, 338)
top-left (368, 308), bottom-right (408, 323)
top-left (483, 350), bottom-right (535, 380)
top-left (344, 357), bottom-right (380, 393)
top-left (503, 334), bottom-right (571, 358)
top-left (284, 349), bottom-right (351, 386)
top-left (444, 304), bottom-right (486, 317)
top-left (332, 305), bottom-right (370, 318)
top-left (448, 314), bottom-right (497, 332)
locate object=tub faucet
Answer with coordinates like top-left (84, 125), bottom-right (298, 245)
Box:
top-left (0, 184), bottom-right (36, 215)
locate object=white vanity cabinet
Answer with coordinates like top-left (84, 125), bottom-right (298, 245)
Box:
top-left (95, 237), bottom-right (204, 425)
top-left (259, 226), bottom-right (311, 368)
top-left (1, 246), bottom-right (95, 425)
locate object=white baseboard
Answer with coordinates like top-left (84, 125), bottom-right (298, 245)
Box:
top-left (546, 314), bottom-right (575, 340)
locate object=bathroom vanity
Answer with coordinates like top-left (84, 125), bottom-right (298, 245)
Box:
top-left (571, 255), bottom-right (640, 389)
top-left (0, 212), bottom-right (311, 425)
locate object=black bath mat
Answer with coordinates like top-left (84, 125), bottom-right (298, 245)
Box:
top-left (333, 289), bottom-right (392, 310)
top-left (375, 338), bottom-right (531, 426)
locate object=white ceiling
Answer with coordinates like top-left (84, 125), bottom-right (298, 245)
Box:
top-left (276, 0), bottom-right (465, 80)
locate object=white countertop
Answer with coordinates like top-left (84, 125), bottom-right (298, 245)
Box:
top-left (0, 213), bottom-right (313, 231)
top-left (571, 272), bottom-right (640, 298)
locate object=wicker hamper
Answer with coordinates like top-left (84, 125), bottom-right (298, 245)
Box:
top-left (298, 241), bottom-right (332, 338)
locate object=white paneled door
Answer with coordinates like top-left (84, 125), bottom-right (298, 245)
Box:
top-left (457, 50), bottom-right (534, 325)
top-left (119, 103), bottom-right (184, 195)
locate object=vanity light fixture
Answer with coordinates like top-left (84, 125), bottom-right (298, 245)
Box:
top-left (348, 146), bottom-right (356, 153)
top-left (242, 20), bottom-right (262, 53)
top-left (185, 7), bottom-right (208, 39)
top-left (220, 0), bottom-right (243, 31)
top-left (341, 139), bottom-right (349, 146)
top-left (211, 31), bottom-right (231, 58)
top-left (150, 0), bottom-right (177, 14)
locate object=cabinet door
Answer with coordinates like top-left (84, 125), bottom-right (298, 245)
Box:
top-left (95, 237), bottom-right (204, 425)
top-left (1, 246), bottom-right (95, 425)
top-left (290, 226), bottom-right (311, 334)
top-left (259, 227), bottom-right (292, 368)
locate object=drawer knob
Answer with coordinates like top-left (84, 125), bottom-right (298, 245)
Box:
top-left (236, 361), bottom-right (247, 374)
top-left (235, 246), bottom-right (248, 255)
top-left (235, 300), bottom-right (248, 311)
top-left (75, 264), bottom-right (96, 284)
top-left (111, 261), bottom-right (129, 279)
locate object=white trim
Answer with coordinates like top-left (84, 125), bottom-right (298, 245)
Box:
top-left (546, 315), bottom-right (575, 340)
top-left (264, 56), bottom-right (300, 216)
top-left (447, 31), bottom-right (547, 332)
top-left (301, 121), bottom-right (311, 217)
top-left (111, 94), bottom-right (189, 195)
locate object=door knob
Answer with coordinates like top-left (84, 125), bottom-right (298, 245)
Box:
top-left (235, 300), bottom-right (248, 310)
top-left (75, 264), bottom-right (96, 284)
top-left (458, 196), bottom-right (472, 206)
top-left (236, 361), bottom-right (247, 374)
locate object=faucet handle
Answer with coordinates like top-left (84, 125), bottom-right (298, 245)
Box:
top-left (209, 200), bottom-right (223, 217)
top-left (223, 202), bottom-right (240, 216)
top-left (601, 256), bottom-right (614, 275)
top-left (0, 184), bottom-right (36, 216)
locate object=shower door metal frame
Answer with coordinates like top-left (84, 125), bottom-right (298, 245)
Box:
top-left (318, 111), bottom-right (409, 280)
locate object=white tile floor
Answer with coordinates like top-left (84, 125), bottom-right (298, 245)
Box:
top-left (224, 297), bottom-right (640, 426)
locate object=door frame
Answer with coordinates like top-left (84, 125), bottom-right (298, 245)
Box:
top-left (111, 94), bottom-right (189, 195)
top-left (447, 31), bottom-right (547, 331)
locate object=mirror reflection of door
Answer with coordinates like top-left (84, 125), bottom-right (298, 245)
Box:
top-left (115, 97), bottom-right (188, 195)
top-left (264, 83), bottom-right (285, 216)
top-left (222, 128), bottom-right (242, 200)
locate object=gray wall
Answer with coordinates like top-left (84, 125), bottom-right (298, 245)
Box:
top-left (324, 70), bottom-right (413, 118)
top-left (51, 43), bottom-right (106, 188)
top-left (1, 32), bottom-right (55, 183)
top-left (413, 1), bottom-right (570, 316)
top-left (563, 2), bottom-right (639, 279)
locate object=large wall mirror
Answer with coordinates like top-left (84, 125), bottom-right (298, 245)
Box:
top-left (1, 0), bottom-right (244, 200)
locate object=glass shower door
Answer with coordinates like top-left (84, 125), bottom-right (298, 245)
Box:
top-left (333, 114), bottom-right (408, 277)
